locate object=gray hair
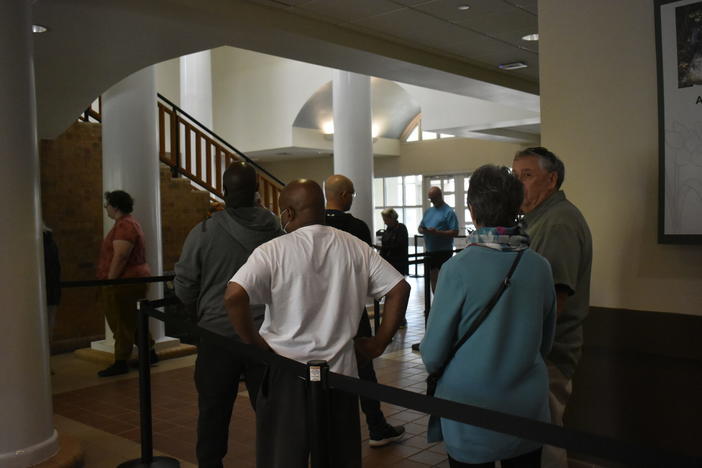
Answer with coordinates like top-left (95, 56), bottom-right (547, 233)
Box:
top-left (514, 146), bottom-right (565, 189)
top-left (381, 208), bottom-right (399, 220)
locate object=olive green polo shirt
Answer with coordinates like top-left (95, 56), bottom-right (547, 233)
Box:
top-left (524, 190), bottom-right (592, 379)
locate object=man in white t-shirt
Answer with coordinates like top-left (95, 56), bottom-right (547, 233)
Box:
top-left (225, 179), bottom-right (410, 468)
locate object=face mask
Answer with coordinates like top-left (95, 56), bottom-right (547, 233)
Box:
top-left (280, 208), bottom-right (290, 233)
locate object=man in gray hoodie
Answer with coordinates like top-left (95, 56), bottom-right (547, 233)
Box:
top-left (175, 162), bottom-right (283, 468)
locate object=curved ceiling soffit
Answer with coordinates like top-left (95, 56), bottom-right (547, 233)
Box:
top-left (32, 0), bottom-right (538, 140)
top-left (292, 78), bottom-right (421, 139)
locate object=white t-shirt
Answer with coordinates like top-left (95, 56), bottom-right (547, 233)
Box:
top-left (230, 224), bottom-right (404, 377)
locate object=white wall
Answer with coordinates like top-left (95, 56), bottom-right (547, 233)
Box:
top-left (211, 47), bottom-right (333, 152)
top-left (259, 136), bottom-right (523, 184)
top-left (398, 83), bottom-right (539, 132)
top-left (540, 0), bottom-right (702, 315)
top-left (155, 58), bottom-right (180, 105)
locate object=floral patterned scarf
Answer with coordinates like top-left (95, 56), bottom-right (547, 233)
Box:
top-left (466, 225), bottom-right (530, 251)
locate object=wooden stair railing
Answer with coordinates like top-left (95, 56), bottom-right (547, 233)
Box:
top-left (157, 94), bottom-right (284, 214)
top-left (79, 94), bottom-right (284, 215)
top-left (78, 97), bottom-right (102, 123)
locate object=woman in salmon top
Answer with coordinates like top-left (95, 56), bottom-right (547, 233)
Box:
top-left (97, 190), bottom-right (155, 377)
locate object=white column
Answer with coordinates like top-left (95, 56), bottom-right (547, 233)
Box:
top-left (0, 1), bottom-right (59, 466)
top-left (180, 50), bottom-right (213, 128)
top-left (93, 66), bottom-right (178, 354)
top-left (332, 71), bottom-right (374, 229)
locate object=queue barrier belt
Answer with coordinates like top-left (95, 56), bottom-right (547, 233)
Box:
top-left (139, 297), bottom-right (701, 467)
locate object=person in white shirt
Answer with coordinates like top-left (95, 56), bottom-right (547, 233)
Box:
top-left (225, 179), bottom-right (410, 468)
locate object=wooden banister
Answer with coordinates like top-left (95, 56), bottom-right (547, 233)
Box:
top-left (157, 99), bottom-right (283, 214)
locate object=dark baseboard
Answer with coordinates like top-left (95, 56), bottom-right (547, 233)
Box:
top-left (566, 307), bottom-right (702, 464)
top-left (51, 335), bottom-right (104, 355)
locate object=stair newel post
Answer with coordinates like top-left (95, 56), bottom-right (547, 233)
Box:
top-left (171, 105), bottom-right (180, 179)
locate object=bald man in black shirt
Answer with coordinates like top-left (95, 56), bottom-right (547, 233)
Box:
top-left (324, 174), bottom-right (405, 448)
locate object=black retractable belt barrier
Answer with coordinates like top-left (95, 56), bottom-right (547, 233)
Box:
top-left (326, 374), bottom-right (701, 468)
top-left (60, 275), bottom-right (175, 288)
top-left (307, 360), bottom-right (330, 468)
top-left (118, 300), bottom-right (179, 468)
top-left (136, 297), bottom-right (702, 468)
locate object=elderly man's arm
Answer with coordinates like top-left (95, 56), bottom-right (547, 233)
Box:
top-left (225, 282), bottom-right (272, 352)
top-left (356, 280), bottom-right (410, 359)
top-left (555, 286), bottom-right (570, 316)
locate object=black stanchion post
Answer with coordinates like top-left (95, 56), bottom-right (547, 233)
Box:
top-left (118, 300), bottom-right (179, 468)
top-left (307, 360), bottom-right (330, 468)
top-left (410, 235), bottom-right (420, 278)
top-left (373, 300), bottom-right (381, 335)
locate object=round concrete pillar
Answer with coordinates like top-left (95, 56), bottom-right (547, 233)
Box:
top-left (94, 66), bottom-right (177, 353)
top-left (332, 71), bottom-right (374, 229)
top-left (0, 0), bottom-right (59, 465)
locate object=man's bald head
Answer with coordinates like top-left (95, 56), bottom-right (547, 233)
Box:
top-left (324, 174), bottom-right (355, 211)
top-left (427, 186), bottom-right (444, 207)
top-left (279, 179), bottom-right (325, 232)
top-left (223, 162), bottom-right (258, 208)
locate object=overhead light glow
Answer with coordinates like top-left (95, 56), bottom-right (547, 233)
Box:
top-left (521, 33), bottom-right (539, 41)
top-left (457, 4), bottom-right (471, 10)
top-left (322, 120), bottom-right (334, 135)
top-left (498, 61), bottom-right (528, 70)
top-left (372, 124), bottom-right (380, 138)
top-left (32, 24), bottom-right (48, 34)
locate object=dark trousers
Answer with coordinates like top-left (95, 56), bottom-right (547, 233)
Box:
top-left (356, 309), bottom-right (387, 433)
top-left (255, 364), bottom-right (361, 468)
top-left (195, 334), bottom-right (263, 468)
top-left (448, 448), bottom-right (542, 468)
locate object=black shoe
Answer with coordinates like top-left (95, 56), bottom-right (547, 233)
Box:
top-left (369, 424), bottom-right (405, 447)
top-left (129, 350), bottom-right (159, 369)
top-left (411, 342), bottom-right (420, 351)
top-left (98, 360), bottom-right (128, 377)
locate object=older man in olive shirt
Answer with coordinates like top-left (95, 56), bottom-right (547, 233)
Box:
top-left (513, 147), bottom-right (592, 468)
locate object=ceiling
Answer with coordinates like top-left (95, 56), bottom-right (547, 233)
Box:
top-left (293, 78), bottom-right (421, 138)
top-left (32, 0), bottom-right (540, 139)
top-left (244, 0), bottom-right (539, 82)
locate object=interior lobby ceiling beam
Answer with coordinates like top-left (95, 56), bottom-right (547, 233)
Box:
top-left (32, 0), bottom-right (539, 139)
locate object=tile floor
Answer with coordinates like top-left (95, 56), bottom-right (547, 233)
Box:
top-left (52, 276), bottom-right (453, 467)
top-left (51, 276), bottom-right (598, 467)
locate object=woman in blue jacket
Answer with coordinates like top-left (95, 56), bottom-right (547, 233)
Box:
top-left (421, 165), bottom-right (556, 468)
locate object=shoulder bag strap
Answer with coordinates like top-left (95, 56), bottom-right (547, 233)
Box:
top-left (432, 249), bottom-right (525, 377)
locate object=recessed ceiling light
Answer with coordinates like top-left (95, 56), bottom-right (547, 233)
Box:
top-left (32, 24), bottom-right (48, 34)
top-left (521, 33), bottom-right (539, 41)
top-left (457, 5), bottom-right (471, 11)
top-left (498, 61), bottom-right (528, 70)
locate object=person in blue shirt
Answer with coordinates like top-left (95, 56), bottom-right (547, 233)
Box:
top-left (421, 165), bottom-right (556, 468)
top-left (419, 186), bottom-right (458, 293)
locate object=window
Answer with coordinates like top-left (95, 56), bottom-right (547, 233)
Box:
top-left (403, 119), bottom-right (456, 143)
top-left (406, 126), bottom-right (420, 142)
top-left (463, 176), bottom-right (474, 234)
top-left (424, 173), bottom-right (473, 237)
top-left (373, 175), bottom-right (424, 237)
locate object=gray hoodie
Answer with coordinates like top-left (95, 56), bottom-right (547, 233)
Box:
top-left (174, 207), bottom-right (283, 337)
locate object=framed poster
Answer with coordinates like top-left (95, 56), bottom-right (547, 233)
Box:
top-left (655, 0), bottom-right (702, 243)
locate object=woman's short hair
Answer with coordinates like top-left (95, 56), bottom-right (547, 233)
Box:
top-left (467, 165), bottom-right (523, 227)
top-left (104, 190), bottom-right (134, 214)
top-left (381, 208), bottom-right (399, 220)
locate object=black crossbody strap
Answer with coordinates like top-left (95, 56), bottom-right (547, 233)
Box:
top-left (435, 249), bottom-right (524, 375)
